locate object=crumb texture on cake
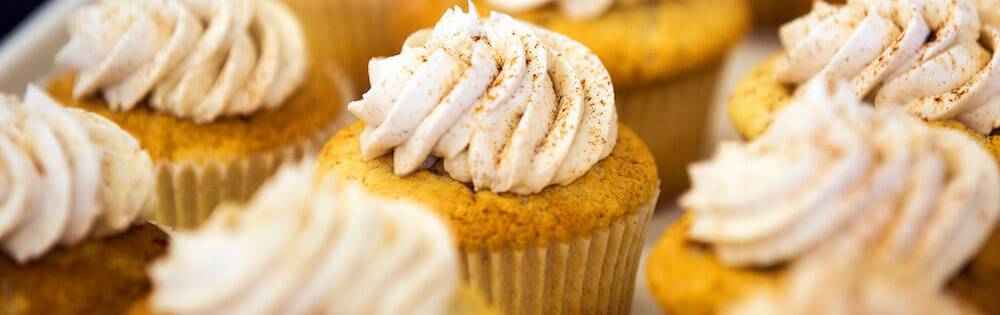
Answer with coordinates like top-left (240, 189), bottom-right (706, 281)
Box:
top-left (318, 121), bottom-right (659, 250)
top-left (0, 223), bottom-right (168, 315)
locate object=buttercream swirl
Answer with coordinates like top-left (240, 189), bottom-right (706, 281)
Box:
top-left (349, 4), bottom-right (617, 194)
top-left (0, 87), bottom-right (155, 263)
top-left (778, 0), bottom-right (1000, 134)
top-left (57, 0), bottom-right (308, 123)
top-left (682, 79), bottom-right (1000, 287)
top-left (485, 0), bottom-right (639, 19)
top-left (726, 240), bottom-right (979, 315)
top-left (150, 163), bottom-right (461, 315)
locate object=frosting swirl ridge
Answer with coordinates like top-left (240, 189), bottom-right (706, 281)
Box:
top-left (57, 0), bottom-right (308, 123)
top-left (0, 87), bottom-right (155, 263)
top-left (777, 0), bottom-right (1000, 134)
top-left (150, 164), bottom-right (460, 315)
top-left (682, 79), bottom-right (1000, 287)
top-left (349, 5), bottom-right (617, 194)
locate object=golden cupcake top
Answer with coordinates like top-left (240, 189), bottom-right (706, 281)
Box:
top-left (349, 3), bottom-right (617, 194)
top-left (56, 0), bottom-right (308, 123)
top-left (685, 78), bottom-right (1000, 287)
top-left (0, 87), bottom-right (154, 263)
top-left (149, 163), bottom-right (469, 315)
top-left (777, 0), bottom-right (1000, 134)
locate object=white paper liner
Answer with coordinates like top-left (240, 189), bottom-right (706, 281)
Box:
top-left (460, 191), bottom-right (660, 315)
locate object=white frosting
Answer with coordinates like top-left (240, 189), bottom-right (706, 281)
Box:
top-left (0, 86), bottom-right (155, 264)
top-left (725, 240), bottom-right (978, 315)
top-left (57, 0), bottom-right (308, 123)
top-left (777, 0), bottom-right (1000, 134)
top-left (682, 79), bottom-right (1000, 288)
top-left (485, 0), bottom-right (636, 19)
top-left (150, 164), bottom-right (461, 315)
top-left (349, 5), bottom-right (617, 194)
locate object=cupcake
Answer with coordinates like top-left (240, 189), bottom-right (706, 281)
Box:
top-left (403, 0), bottom-right (749, 195)
top-left (317, 5), bottom-right (660, 314)
top-left (730, 0), bottom-right (1000, 140)
top-left (0, 87), bottom-right (167, 314)
top-left (126, 163), bottom-right (496, 315)
top-left (647, 79), bottom-right (1000, 315)
top-left (46, 0), bottom-right (355, 230)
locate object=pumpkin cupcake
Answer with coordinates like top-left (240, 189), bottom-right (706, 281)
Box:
top-left (125, 163), bottom-right (496, 315)
top-left (317, 5), bottom-right (660, 314)
top-left (647, 79), bottom-right (1000, 315)
top-left (46, 0), bottom-right (355, 230)
top-left (0, 88), bottom-right (168, 314)
top-left (397, 0), bottom-right (750, 195)
top-left (729, 0), bottom-right (1000, 140)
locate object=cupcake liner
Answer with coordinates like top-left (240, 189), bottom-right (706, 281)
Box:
top-left (617, 63), bottom-right (722, 197)
top-left (460, 191), bottom-right (659, 315)
top-left (151, 118), bottom-right (349, 230)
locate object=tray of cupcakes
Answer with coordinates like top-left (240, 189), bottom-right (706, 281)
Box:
top-left (1, 0), bottom-right (999, 314)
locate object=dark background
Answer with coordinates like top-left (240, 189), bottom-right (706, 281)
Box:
top-left (1, 1), bottom-right (47, 43)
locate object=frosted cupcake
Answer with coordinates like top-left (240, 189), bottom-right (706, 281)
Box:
top-left (401, 0), bottom-right (750, 195)
top-left (647, 79), bottom-right (1000, 315)
top-left (318, 5), bottom-right (660, 314)
top-left (126, 163), bottom-right (496, 315)
top-left (46, 0), bottom-right (355, 229)
top-left (0, 87), bottom-right (166, 314)
top-left (730, 0), bottom-right (1000, 139)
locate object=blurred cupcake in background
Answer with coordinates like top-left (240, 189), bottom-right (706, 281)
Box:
top-left (46, 0), bottom-right (355, 230)
top-left (411, 0), bottom-right (750, 196)
top-left (0, 87), bottom-right (167, 314)
top-left (128, 163), bottom-right (497, 315)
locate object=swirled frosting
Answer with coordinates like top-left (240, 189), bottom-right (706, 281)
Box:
top-left (682, 79), bottom-right (1000, 287)
top-left (0, 87), bottom-right (155, 264)
top-left (56, 0), bottom-right (308, 123)
top-left (348, 5), bottom-right (617, 194)
top-left (150, 163), bottom-right (461, 315)
top-left (485, 0), bottom-right (639, 19)
top-left (777, 0), bottom-right (1000, 134)
top-left (725, 240), bottom-right (979, 315)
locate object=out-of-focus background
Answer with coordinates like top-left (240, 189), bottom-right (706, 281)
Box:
top-left (0, 1), bottom-right (785, 314)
